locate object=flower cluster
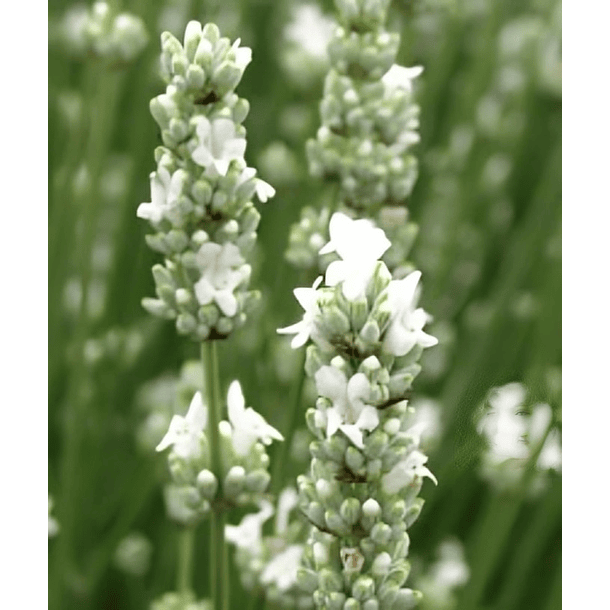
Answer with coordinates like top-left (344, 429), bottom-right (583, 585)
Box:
top-left (59, 1), bottom-right (148, 64)
top-left (475, 382), bottom-right (562, 494)
top-left (306, 0), bottom-right (421, 214)
top-left (138, 22), bottom-right (275, 341)
top-left (278, 213), bottom-right (438, 609)
top-left (227, 488), bottom-right (314, 609)
top-left (155, 381), bottom-right (283, 525)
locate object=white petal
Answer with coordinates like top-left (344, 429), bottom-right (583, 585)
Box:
top-left (339, 424), bottom-right (364, 449)
top-left (214, 289), bottom-right (238, 316)
top-left (383, 323), bottom-right (417, 357)
top-left (356, 406), bottom-right (380, 432)
top-left (155, 415), bottom-right (183, 452)
top-left (315, 366), bottom-right (348, 405)
top-left (325, 260), bottom-right (347, 287)
top-left (227, 380), bottom-right (246, 424)
top-left (194, 277), bottom-right (215, 305)
top-left (185, 392), bottom-right (207, 432)
top-left (326, 407), bottom-right (342, 438)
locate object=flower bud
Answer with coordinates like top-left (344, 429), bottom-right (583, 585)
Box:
top-left (371, 552), bottom-right (392, 577)
top-left (352, 576), bottom-right (375, 601)
top-left (362, 600), bottom-right (379, 610)
top-left (340, 498), bottom-right (361, 525)
top-left (176, 312), bottom-right (197, 334)
top-left (297, 567), bottom-right (319, 594)
top-left (328, 592), bottom-right (347, 610)
top-left (362, 498), bottom-right (381, 518)
top-left (390, 588), bottom-right (421, 610)
top-left (224, 465), bottom-right (246, 498)
top-left (345, 446), bottom-right (365, 472)
top-left (196, 469), bottom-right (218, 500)
top-left (307, 502), bottom-right (326, 529)
top-left (370, 522), bottom-right (392, 545)
top-left (325, 509), bottom-right (348, 534)
top-left (313, 540), bottom-right (330, 566)
top-left (319, 568), bottom-right (343, 592)
top-left (245, 469), bottom-right (270, 493)
top-left (343, 597), bottom-right (360, 610)
top-left (404, 498), bottom-right (424, 528)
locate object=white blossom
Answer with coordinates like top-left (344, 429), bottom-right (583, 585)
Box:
top-left (191, 116), bottom-right (246, 176)
top-left (227, 381), bottom-right (283, 456)
top-left (320, 212), bottom-right (391, 301)
top-left (225, 500), bottom-right (274, 555)
top-left (255, 178), bottom-right (275, 202)
top-left (156, 392), bottom-right (207, 459)
top-left (315, 366), bottom-right (379, 449)
top-left (230, 38), bottom-right (252, 72)
top-left (382, 271), bottom-right (438, 356)
top-left (477, 383), bottom-right (528, 463)
top-left (275, 487), bottom-right (298, 535)
top-left (382, 449), bottom-right (437, 494)
top-left (194, 242), bottom-right (250, 317)
top-left (277, 276), bottom-right (323, 348)
top-left (260, 544), bottom-right (304, 591)
top-left (382, 64), bottom-right (423, 96)
top-left (136, 167), bottom-right (182, 224)
top-left (284, 3), bottom-right (335, 59)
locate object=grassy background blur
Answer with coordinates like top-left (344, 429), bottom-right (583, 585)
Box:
top-left (48, 0), bottom-right (561, 608)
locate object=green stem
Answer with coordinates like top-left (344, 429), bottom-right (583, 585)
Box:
top-left (177, 526), bottom-right (196, 598)
top-left (202, 341), bottom-right (229, 610)
top-left (271, 351), bottom-right (307, 493)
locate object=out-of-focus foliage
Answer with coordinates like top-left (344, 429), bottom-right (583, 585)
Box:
top-left (48, 0), bottom-right (561, 609)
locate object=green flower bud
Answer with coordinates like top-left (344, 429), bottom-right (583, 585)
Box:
top-left (388, 500), bottom-right (407, 524)
top-left (306, 408), bottom-right (325, 438)
top-left (145, 233), bottom-right (170, 254)
top-left (390, 588), bottom-right (421, 610)
top-left (142, 297), bottom-right (174, 319)
top-left (362, 600), bottom-right (379, 610)
top-left (364, 430), bottom-right (388, 459)
top-left (198, 304), bottom-right (219, 327)
top-left (325, 509), bottom-right (348, 534)
top-left (186, 63), bottom-right (205, 90)
top-left (352, 576), bottom-right (375, 601)
top-left (175, 288), bottom-right (192, 307)
top-left (345, 446), bottom-right (365, 472)
top-left (371, 552), bottom-right (392, 577)
top-left (340, 498), bottom-right (361, 525)
top-left (177, 312), bottom-right (197, 334)
top-left (213, 62), bottom-right (243, 95)
top-left (307, 502), bottom-right (326, 529)
top-left (152, 263), bottom-right (175, 289)
top-left (216, 316), bottom-right (233, 335)
top-left (359, 537), bottom-right (376, 557)
top-left (315, 478), bottom-right (334, 500)
top-left (196, 469), bottom-right (218, 500)
top-left (328, 434), bottom-right (349, 463)
top-left (349, 297), bottom-right (369, 332)
top-left (320, 568), bottom-right (343, 592)
top-left (343, 597), bottom-right (360, 610)
top-left (378, 582), bottom-right (399, 608)
top-left (404, 498), bottom-right (424, 528)
top-left (191, 180), bottom-right (212, 206)
top-left (224, 465), bottom-right (246, 498)
top-left (366, 459), bottom-right (382, 480)
top-left (359, 319), bottom-right (380, 344)
top-left (392, 533), bottom-right (410, 560)
top-left (297, 567), bottom-right (319, 594)
top-left (244, 469), bottom-right (270, 493)
top-left (370, 522), bottom-right (392, 545)
top-left (313, 540), bottom-right (330, 566)
top-left (166, 229), bottom-right (189, 252)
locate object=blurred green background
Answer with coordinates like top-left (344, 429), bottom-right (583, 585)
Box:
top-left (48, 0), bottom-right (561, 608)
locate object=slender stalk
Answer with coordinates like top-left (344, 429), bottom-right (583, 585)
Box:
top-left (271, 351), bottom-right (307, 493)
top-left (177, 526), bottom-right (196, 598)
top-left (202, 341), bottom-right (229, 610)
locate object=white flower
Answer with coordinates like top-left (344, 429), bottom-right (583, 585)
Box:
top-left (320, 213), bottom-right (391, 301)
top-left (136, 167), bottom-right (182, 223)
top-left (48, 496), bottom-right (59, 538)
top-left (194, 242), bottom-right (250, 317)
top-left (275, 487), bottom-right (298, 535)
top-left (156, 392), bottom-right (207, 459)
top-left (382, 64), bottom-right (423, 96)
top-left (231, 38), bottom-right (252, 72)
top-left (477, 383), bottom-right (528, 463)
top-left (260, 544), bottom-right (304, 591)
top-left (315, 366), bottom-right (379, 449)
top-left (225, 500), bottom-right (274, 555)
top-left (277, 276), bottom-right (323, 348)
top-left (381, 449), bottom-right (438, 494)
top-left (227, 381), bottom-right (283, 456)
top-left (382, 271), bottom-right (438, 356)
top-left (255, 178), bottom-right (275, 202)
top-left (431, 539), bottom-right (470, 589)
top-left (191, 116), bottom-right (246, 176)
top-left (284, 4), bottom-right (335, 59)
